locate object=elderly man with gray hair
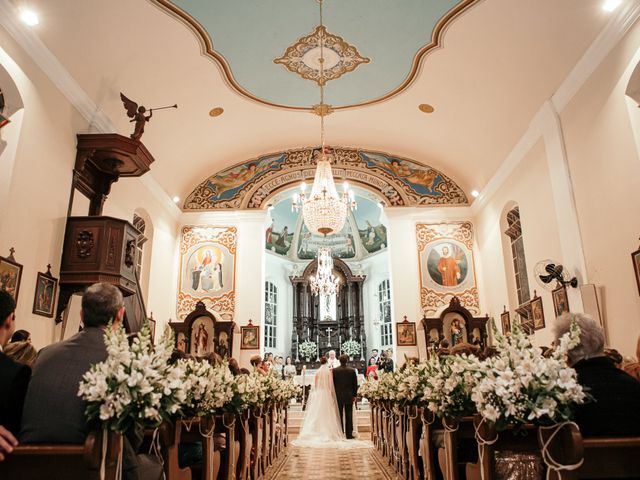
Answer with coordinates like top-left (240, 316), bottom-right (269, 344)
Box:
top-left (554, 312), bottom-right (640, 437)
top-left (20, 283), bottom-right (162, 479)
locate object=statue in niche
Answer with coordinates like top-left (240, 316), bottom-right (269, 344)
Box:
top-left (451, 319), bottom-right (462, 346)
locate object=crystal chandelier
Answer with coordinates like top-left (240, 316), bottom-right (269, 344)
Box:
top-left (292, 0), bottom-right (356, 236)
top-left (309, 247), bottom-right (340, 296)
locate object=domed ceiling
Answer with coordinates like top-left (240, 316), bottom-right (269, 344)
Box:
top-left (152, 0), bottom-right (477, 110)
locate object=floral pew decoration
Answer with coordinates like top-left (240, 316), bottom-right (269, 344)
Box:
top-left (469, 319), bottom-right (588, 479)
top-left (78, 322), bottom-right (187, 478)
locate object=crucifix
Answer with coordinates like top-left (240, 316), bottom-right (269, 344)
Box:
top-left (326, 327), bottom-right (332, 347)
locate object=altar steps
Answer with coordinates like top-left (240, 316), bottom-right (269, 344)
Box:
top-left (287, 403), bottom-right (372, 435)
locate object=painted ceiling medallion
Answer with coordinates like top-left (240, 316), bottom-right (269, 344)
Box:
top-left (274, 26), bottom-right (370, 86)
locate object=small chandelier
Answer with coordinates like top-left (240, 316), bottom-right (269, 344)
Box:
top-left (291, 0), bottom-right (356, 236)
top-left (309, 247), bottom-right (340, 296)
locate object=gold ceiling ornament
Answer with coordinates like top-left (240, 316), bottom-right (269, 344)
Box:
top-left (291, 0), bottom-right (356, 238)
top-left (209, 107), bottom-right (224, 117)
top-left (274, 24), bottom-right (370, 86)
top-left (312, 103), bottom-right (334, 116)
top-left (418, 103), bottom-right (435, 113)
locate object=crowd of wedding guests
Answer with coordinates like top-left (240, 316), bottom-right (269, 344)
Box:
top-left (2, 282), bottom-right (640, 475)
top-left (0, 283), bottom-right (260, 479)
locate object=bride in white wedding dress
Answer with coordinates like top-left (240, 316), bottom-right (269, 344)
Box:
top-left (292, 357), bottom-right (370, 448)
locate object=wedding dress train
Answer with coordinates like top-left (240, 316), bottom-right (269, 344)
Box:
top-left (292, 365), bottom-right (370, 449)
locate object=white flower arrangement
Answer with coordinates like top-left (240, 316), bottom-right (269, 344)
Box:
top-left (233, 371), bottom-right (266, 410)
top-left (299, 340), bottom-right (317, 359)
top-left (471, 320), bottom-right (587, 431)
top-left (78, 322), bottom-right (187, 432)
top-left (358, 376), bottom-right (382, 402)
top-left (178, 358), bottom-right (235, 417)
top-left (341, 340), bottom-right (361, 358)
top-left (421, 354), bottom-right (482, 419)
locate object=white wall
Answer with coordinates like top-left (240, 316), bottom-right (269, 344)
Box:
top-left (0, 26), bottom-right (86, 349)
top-left (474, 140), bottom-right (565, 348)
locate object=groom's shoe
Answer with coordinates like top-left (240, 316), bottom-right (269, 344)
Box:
top-left (346, 436), bottom-right (354, 440)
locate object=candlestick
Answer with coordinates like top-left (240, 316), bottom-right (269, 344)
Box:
top-left (316, 329), bottom-right (320, 361)
top-left (296, 333), bottom-right (300, 362)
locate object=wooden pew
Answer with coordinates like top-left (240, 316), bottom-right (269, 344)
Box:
top-left (155, 420), bottom-right (194, 480)
top-left (0, 430), bottom-right (122, 480)
top-left (419, 410), bottom-right (443, 480)
top-left (405, 406), bottom-right (423, 480)
top-left (438, 416), bottom-right (476, 480)
top-left (577, 436), bottom-right (640, 478)
top-left (249, 408), bottom-right (265, 480)
top-left (236, 411), bottom-right (253, 480)
top-left (215, 412), bottom-right (239, 480)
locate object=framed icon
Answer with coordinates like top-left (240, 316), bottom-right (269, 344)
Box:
top-left (241, 319), bottom-right (259, 350)
top-left (33, 265), bottom-right (57, 317)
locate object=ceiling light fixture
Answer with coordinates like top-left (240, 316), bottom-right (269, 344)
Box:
top-left (172, 196), bottom-right (180, 203)
top-left (308, 247), bottom-right (341, 296)
top-left (292, 0), bottom-right (356, 237)
top-left (471, 190), bottom-right (480, 198)
top-left (418, 103), bottom-right (435, 114)
top-left (209, 107), bottom-right (224, 117)
top-left (19, 8), bottom-right (39, 26)
top-left (602, 0), bottom-right (622, 12)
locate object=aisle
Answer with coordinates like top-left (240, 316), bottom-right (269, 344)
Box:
top-left (266, 443), bottom-right (396, 480)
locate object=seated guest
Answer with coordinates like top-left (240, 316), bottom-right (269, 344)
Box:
top-left (4, 341), bottom-right (37, 367)
top-left (553, 313), bottom-right (640, 437)
top-left (250, 354), bottom-right (267, 375)
top-left (20, 283), bottom-right (162, 480)
top-left (437, 339), bottom-right (450, 356)
top-left (604, 348), bottom-right (623, 367)
top-left (9, 329), bottom-right (30, 344)
top-left (228, 357), bottom-right (240, 376)
top-left (0, 291), bottom-right (31, 440)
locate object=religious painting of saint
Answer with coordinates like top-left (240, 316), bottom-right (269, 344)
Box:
top-left (552, 285), bottom-right (570, 318)
top-left (241, 322), bottom-right (259, 350)
top-left (501, 309), bottom-right (511, 335)
top-left (530, 295), bottom-right (546, 330)
top-left (423, 241), bottom-right (470, 289)
top-left (182, 242), bottom-right (233, 296)
top-left (0, 254), bottom-right (22, 302)
top-left (265, 198), bottom-right (296, 255)
top-left (32, 270), bottom-right (57, 317)
top-left (190, 317), bottom-right (214, 356)
top-left (396, 320), bottom-right (417, 346)
top-left (217, 331), bottom-right (230, 358)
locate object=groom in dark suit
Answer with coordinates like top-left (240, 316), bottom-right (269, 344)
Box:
top-left (332, 354), bottom-right (358, 439)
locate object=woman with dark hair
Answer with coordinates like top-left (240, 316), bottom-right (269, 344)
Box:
top-left (9, 330), bottom-right (30, 344)
top-left (228, 358), bottom-right (240, 376)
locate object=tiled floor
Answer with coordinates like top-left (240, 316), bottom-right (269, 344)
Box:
top-left (267, 444), bottom-right (396, 480)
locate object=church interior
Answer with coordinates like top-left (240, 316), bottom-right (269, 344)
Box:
top-left (1, 0), bottom-right (640, 478)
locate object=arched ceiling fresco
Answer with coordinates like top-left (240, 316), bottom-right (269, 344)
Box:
top-left (152, 0), bottom-right (478, 110)
top-left (183, 147), bottom-right (468, 210)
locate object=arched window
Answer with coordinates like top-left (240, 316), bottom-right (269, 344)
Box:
top-left (504, 206), bottom-right (531, 306)
top-left (264, 281), bottom-right (277, 349)
top-left (378, 279), bottom-right (392, 347)
top-left (132, 214), bottom-right (147, 281)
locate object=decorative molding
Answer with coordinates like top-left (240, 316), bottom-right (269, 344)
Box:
top-left (552, 1), bottom-right (640, 112)
top-left (274, 25), bottom-right (370, 85)
top-left (0, 2), bottom-right (182, 220)
top-left (184, 146), bottom-right (468, 210)
top-left (150, 0), bottom-right (479, 111)
top-left (0, 1), bottom-right (115, 133)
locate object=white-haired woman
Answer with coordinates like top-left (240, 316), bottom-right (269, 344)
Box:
top-left (554, 313), bottom-right (640, 437)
